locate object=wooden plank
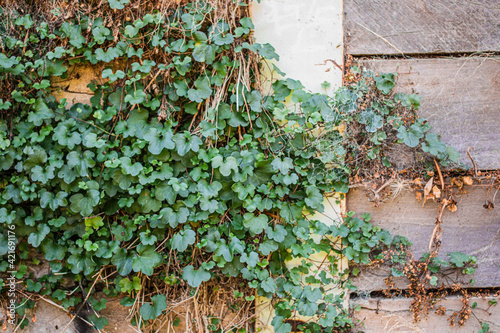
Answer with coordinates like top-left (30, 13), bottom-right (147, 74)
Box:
top-left (345, 0), bottom-right (500, 55)
top-left (363, 57), bottom-right (500, 170)
top-left (352, 296), bottom-right (500, 333)
top-left (348, 186), bottom-right (500, 291)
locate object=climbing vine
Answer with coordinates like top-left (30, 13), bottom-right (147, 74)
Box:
top-left (0, 0), bottom-right (485, 332)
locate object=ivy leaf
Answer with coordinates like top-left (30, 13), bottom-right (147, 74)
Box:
top-left (171, 229), bottom-right (196, 252)
top-left (158, 207), bottom-right (190, 228)
top-left (359, 110), bottom-right (383, 133)
top-left (28, 99), bottom-right (54, 126)
top-left (67, 150), bottom-right (96, 177)
top-left (265, 225), bottom-right (287, 242)
top-left (132, 245), bottom-right (162, 276)
top-left (42, 239), bottom-right (65, 261)
top-left (271, 157), bottom-right (294, 175)
top-left (271, 316), bottom-right (292, 333)
top-left (15, 14), bottom-right (34, 29)
top-left (192, 43), bottom-right (216, 64)
top-left (31, 165), bottom-right (55, 183)
top-left (95, 47), bottom-right (122, 62)
top-left (139, 294), bottom-right (167, 321)
top-left (60, 23), bottom-right (85, 48)
top-left (305, 186), bottom-right (324, 211)
top-left (143, 128), bottom-right (175, 155)
top-left (261, 277), bottom-right (277, 293)
top-left (422, 133), bottom-right (447, 156)
top-left (448, 252), bottom-right (473, 267)
top-left (211, 155), bottom-right (238, 177)
top-left (243, 213), bottom-right (268, 235)
top-left (40, 191), bottom-right (68, 210)
top-left (173, 132), bottom-right (202, 156)
top-left (124, 90), bottom-right (147, 105)
top-left (182, 265), bottom-right (211, 288)
top-left (89, 314), bottom-right (109, 330)
top-left (374, 73), bottom-right (395, 95)
top-left (131, 60), bottom-right (156, 73)
top-left (69, 189), bottom-right (100, 217)
top-left (111, 249), bottom-right (134, 276)
top-left (213, 32), bottom-right (234, 46)
top-left (187, 77), bottom-right (212, 103)
top-left (297, 300), bottom-right (318, 317)
top-left (173, 56), bottom-right (192, 76)
top-left (397, 124), bottom-right (424, 148)
top-left (102, 69), bottom-right (125, 82)
top-left (83, 132), bottom-right (106, 148)
top-left (28, 224), bottom-right (50, 247)
top-left (240, 251), bottom-right (259, 267)
top-left (119, 157), bottom-right (142, 176)
top-left (53, 122), bottom-right (81, 149)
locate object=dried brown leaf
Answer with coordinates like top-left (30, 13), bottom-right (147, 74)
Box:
top-left (463, 176), bottom-right (473, 186)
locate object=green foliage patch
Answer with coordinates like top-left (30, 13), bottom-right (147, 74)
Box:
top-left (0, 0), bottom-right (471, 332)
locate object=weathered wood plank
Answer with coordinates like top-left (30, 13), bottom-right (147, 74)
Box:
top-left (352, 296), bottom-right (500, 333)
top-left (363, 57), bottom-right (500, 170)
top-left (345, 0), bottom-right (500, 55)
top-left (348, 186), bottom-right (500, 291)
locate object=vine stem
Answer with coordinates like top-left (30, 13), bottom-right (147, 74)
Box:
top-left (428, 199), bottom-right (448, 253)
top-left (60, 268), bottom-right (104, 333)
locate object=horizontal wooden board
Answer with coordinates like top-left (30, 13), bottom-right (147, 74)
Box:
top-left (348, 186), bottom-right (500, 291)
top-left (363, 57), bottom-right (500, 170)
top-left (345, 0), bottom-right (500, 55)
top-left (352, 296), bottom-right (500, 333)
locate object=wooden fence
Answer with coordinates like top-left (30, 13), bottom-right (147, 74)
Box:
top-left (345, 1), bottom-right (500, 331)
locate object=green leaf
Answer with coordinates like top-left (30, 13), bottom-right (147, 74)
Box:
top-left (67, 150), bottom-right (96, 177)
top-left (95, 47), bottom-right (122, 63)
top-left (182, 265), bottom-right (211, 288)
top-left (397, 124), bottom-right (424, 148)
top-left (28, 224), bottom-right (50, 247)
top-left (89, 314), bottom-right (108, 330)
top-left (69, 190), bottom-right (100, 217)
top-left (102, 69), bottom-right (125, 82)
top-left (448, 252), bottom-right (473, 268)
top-left (132, 245), bottom-right (162, 275)
top-left (111, 249), bottom-right (134, 276)
top-left (119, 276), bottom-right (142, 292)
top-left (140, 294), bottom-right (167, 321)
top-left (211, 155), bottom-right (238, 177)
top-left (31, 165), bottom-right (55, 183)
top-left (60, 23), bottom-right (85, 48)
top-left (172, 132), bottom-right (202, 156)
top-left (187, 77), bottom-right (212, 103)
top-left (305, 186), bottom-right (324, 211)
top-left (374, 73), bottom-right (395, 95)
top-left (422, 133), bottom-right (447, 156)
top-left (359, 110), bottom-right (383, 133)
top-left (271, 157), bottom-right (293, 175)
top-left (15, 15), bottom-right (34, 29)
top-left (124, 90), bottom-right (147, 105)
top-left (243, 213), bottom-right (268, 235)
top-left (271, 316), bottom-right (292, 333)
top-left (144, 128), bottom-right (175, 155)
top-left (40, 191), bottom-right (68, 210)
top-left (171, 229), bottom-right (196, 252)
top-left (42, 240), bottom-right (65, 261)
top-left (192, 43), bottom-right (216, 64)
top-left (28, 99), bottom-right (54, 126)
top-left (240, 251), bottom-right (259, 267)
top-left (265, 225), bottom-right (287, 242)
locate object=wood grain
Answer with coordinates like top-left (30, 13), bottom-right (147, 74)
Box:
top-left (348, 186), bottom-right (500, 291)
top-left (352, 296), bottom-right (500, 332)
top-left (363, 57), bottom-right (500, 170)
top-left (345, 0), bottom-right (500, 55)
